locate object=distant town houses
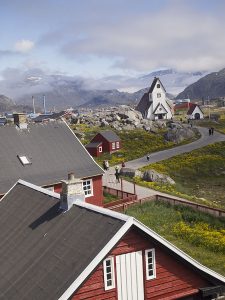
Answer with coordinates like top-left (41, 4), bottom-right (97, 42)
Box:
top-left (175, 102), bottom-right (204, 120)
top-left (0, 179), bottom-right (224, 299)
top-left (0, 113), bottom-right (104, 206)
top-left (86, 130), bottom-right (121, 157)
top-left (136, 77), bottom-right (174, 120)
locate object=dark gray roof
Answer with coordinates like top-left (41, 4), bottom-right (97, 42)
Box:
top-left (148, 77), bottom-right (166, 93)
top-left (0, 120), bottom-right (103, 194)
top-left (136, 93), bottom-right (151, 116)
top-left (86, 141), bottom-right (102, 148)
top-left (98, 130), bottom-right (120, 142)
top-left (0, 182), bottom-right (125, 300)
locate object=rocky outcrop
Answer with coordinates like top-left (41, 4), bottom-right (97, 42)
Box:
top-left (72, 105), bottom-right (169, 133)
top-left (142, 169), bottom-right (175, 185)
top-left (120, 167), bottom-right (143, 178)
top-left (164, 125), bottom-right (196, 143)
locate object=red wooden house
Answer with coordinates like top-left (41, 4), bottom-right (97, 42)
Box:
top-left (1, 178), bottom-right (224, 300)
top-left (0, 113), bottom-right (104, 206)
top-left (86, 130), bottom-right (121, 156)
top-left (85, 141), bottom-right (103, 157)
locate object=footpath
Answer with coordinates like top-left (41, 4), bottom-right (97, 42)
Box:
top-left (103, 126), bottom-right (225, 201)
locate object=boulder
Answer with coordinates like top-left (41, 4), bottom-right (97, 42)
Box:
top-left (120, 167), bottom-right (143, 178)
top-left (142, 169), bottom-right (175, 185)
top-left (164, 127), bottom-right (195, 143)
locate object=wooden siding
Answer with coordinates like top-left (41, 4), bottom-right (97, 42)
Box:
top-left (91, 134), bottom-right (121, 154)
top-left (72, 228), bottom-right (211, 300)
top-left (85, 175), bottom-right (103, 207)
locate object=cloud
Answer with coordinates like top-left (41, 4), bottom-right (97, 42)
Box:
top-left (14, 39), bottom-right (34, 53)
top-left (60, 2), bottom-right (225, 73)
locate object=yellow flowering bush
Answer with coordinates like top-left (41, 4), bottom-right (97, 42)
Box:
top-left (173, 221), bottom-right (225, 253)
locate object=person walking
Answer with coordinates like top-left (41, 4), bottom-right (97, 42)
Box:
top-left (209, 128), bottom-right (211, 136)
top-left (147, 154), bottom-right (150, 161)
top-left (115, 165), bottom-right (120, 183)
top-left (211, 127), bottom-right (214, 135)
top-left (105, 160), bottom-right (109, 170)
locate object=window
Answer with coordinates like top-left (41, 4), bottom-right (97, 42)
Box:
top-left (99, 146), bottom-right (102, 152)
top-left (112, 142), bottom-right (115, 150)
top-left (145, 249), bottom-right (156, 280)
top-left (82, 179), bottom-right (93, 197)
top-left (116, 141), bottom-right (120, 149)
top-left (103, 257), bottom-right (115, 290)
top-left (17, 155), bottom-right (31, 166)
top-left (157, 93), bottom-right (161, 98)
top-left (157, 83), bottom-right (160, 88)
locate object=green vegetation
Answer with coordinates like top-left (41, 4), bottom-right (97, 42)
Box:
top-left (139, 142), bottom-right (225, 208)
top-left (71, 124), bottom-right (199, 167)
top-left (196, 118), bottom-right (225, 134)
top-left (126, 201), bottom-right (225, 275)
top-left (103, 191), bottom-right (119, 204)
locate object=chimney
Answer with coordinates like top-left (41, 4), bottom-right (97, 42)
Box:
top-left (60, 173), bottom-right (85, 211)
top-left (13, 113), bottom-right (28, 129)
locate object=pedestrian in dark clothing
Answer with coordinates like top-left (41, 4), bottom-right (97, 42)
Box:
top-left (105, 160), bottom-right (109, 170)
top-left (211, 127), bottom-right (214, 135)
top-left (209, 128), bottom-right (211, 136)
top-left (121, 161), bottom-right (125, 168)
top-left (115, 166), bottom-right (120, 183)
top-left (147, 154), bottom-right (150, 161)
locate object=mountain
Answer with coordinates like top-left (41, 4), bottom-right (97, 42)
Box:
top-left (0, 68), bottom-right (207, 110)
top-left (138, 69), bottom-right (207, 95)
top-left (0, 95), bottom-right (15, 112)
top-left (176, 68), bottom-right (225, 100)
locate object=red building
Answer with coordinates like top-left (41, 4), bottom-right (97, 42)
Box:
top-left (85, 141), bottom-right (103, 157)
top-left (0, 113), bottom-right (104, 206)
top-left (1, 179), bottom-right (224, 300)
top-left (86, 130), bottom-right (121, 156)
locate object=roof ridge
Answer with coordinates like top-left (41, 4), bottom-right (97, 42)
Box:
top-left (17, 179), bottom-right (60, 199)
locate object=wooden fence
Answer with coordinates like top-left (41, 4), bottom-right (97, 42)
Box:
top-left (103, 186), bottom-right (225, 217)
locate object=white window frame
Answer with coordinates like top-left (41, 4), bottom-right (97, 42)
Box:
top-left (145, 249), bottom-right (156, 280)
top-left (157, 93), bottom-right (161, 98)
top-left (157, 83), bottom-right (160, 88)
top-left (98, 146), bottom-right (102, 153)
top-left (17, 155), bottom-right (31, 165)
top-left (82, 179), bottom-right (93, 197)
top-left (112, 142), bottom-right (115, 150)
top-left (116, 141), bottom-right (120, 149)
top-left (103, 257), bottom-right (115, 290)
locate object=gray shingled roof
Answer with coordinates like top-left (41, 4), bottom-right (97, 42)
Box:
top-left (0, 182), bottom-right (125, 300)
top-left (0, 120), bottom-right (103, 194)
top-left (136, 92), bottom-right (151, 116)
top-left (98, 130), bottom-right (120, 142)
top-left (85, 141), bottom-right (102, 148)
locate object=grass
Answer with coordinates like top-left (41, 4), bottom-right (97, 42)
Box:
top-left (196, 118), bottom-right (225, 134)
top-left (71, 124), bottom-right (199, 167)
top-left (126, 201), bottom-right (225, 275)
top-left (103, 191), bottom-right (119, 204)
top-left (139, 141), bottom-right (225, 208)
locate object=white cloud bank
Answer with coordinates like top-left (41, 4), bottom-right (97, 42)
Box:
top-left (14, 39), bottom-right (34, 53)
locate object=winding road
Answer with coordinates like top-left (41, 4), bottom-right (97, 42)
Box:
top-left (103, 126), bottom-right (225, 199)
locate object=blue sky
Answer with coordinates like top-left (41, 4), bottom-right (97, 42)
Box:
top-left (0, 0), bottom-right (225, 80)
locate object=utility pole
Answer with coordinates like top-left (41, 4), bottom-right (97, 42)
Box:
top-left (208, 96), bottom-right (211, 119)
top-left (32, 96), bottom-right (36, 114)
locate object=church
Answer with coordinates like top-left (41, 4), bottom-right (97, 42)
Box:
top-left (136, 77), bottom-right (173, 120)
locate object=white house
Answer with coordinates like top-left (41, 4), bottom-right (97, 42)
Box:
top-left (136, 77), bottom-right (173, 120)
top-left (187, 103), bottom-right (204, 120)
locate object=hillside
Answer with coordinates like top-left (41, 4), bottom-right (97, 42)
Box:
top-left (0, 95), bottom-right (14, 112)
top-left (0, 69), bottom-right (206, 110)
top-left (176, 68), bottom-right (225, 100)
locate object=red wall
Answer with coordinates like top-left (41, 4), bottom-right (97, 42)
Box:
top-left (86, 147), bottom-right (98, 157)
top-left (50, 175), bottom-right (103, 206)
top-left (72, 228), bottom-right (211, 300)
top-left (91, 134), bottom-right (121, 154)
top-left (85, 175), bottom-right (103, 207)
